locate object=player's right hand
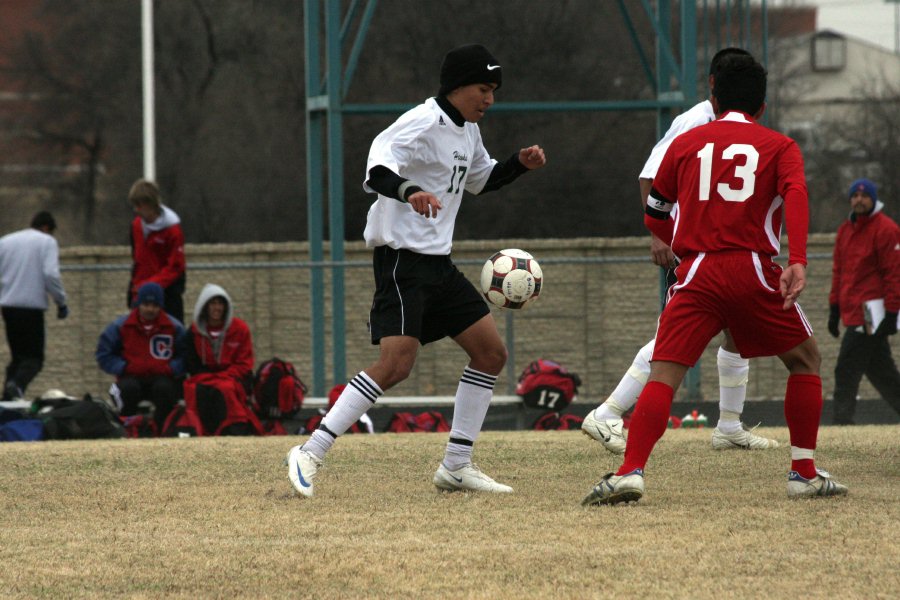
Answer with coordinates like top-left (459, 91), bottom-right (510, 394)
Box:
top-left (779, 263), bottom-right (806, 310)
top-left (650, 235), bottom-right (676, 268)
top-left (407, 191), bottom-right (442, 218)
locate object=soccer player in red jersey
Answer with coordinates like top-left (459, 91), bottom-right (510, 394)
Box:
top-left (583, 54), bottom-right (848, 504)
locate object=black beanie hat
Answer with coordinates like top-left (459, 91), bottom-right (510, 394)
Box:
top-left (438, 44), bottom-right (502, 96)
top-left (30, 211), bottom-right (56, 232)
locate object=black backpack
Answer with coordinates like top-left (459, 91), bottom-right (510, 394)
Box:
top-left (38, 395), bottom-right (125, 440)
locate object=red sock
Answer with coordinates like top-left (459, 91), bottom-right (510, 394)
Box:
top-left (617, 381), bottom-right (673, 475)
top-left (784, 373), bottom-right (822, 479)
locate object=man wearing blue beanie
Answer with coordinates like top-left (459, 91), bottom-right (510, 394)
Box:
top-left (96, 281), bottom-right (185, 429)
top-left (828, 178), bottom-right (900, 424)
top-left (135, 282), bottom-right (165, 308)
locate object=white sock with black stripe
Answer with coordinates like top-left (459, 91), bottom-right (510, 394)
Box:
top-left (303, 371), bottom-right (382, 460)
top-left (443, 366), bottom-right (497, 471)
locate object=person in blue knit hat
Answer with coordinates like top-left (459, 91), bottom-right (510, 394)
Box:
top-left (828, 177), bottom-right (900, 424)
top-left (96, 281), bottom-right (186, 429)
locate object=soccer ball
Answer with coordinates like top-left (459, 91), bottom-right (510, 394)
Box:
top-left (480, 248), bottom-right (543, 309)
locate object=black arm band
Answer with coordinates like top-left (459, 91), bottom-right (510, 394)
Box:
top-left (645, 205), bottom-right (671, 220)
top-left (646, 186), bottom-right (674, 219)
top-left (480, 152), bottom-right (529, 194)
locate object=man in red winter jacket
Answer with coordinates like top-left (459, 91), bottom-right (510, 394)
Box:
top-left (96, 282), bottom-right (186, 428)
top-left (128, 179), bottom-right (186, 323)
top-left (828, 178), bottom-right (900, 424)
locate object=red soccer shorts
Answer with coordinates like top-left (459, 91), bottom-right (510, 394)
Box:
top-left (652, 251), bottom-right (813, 365)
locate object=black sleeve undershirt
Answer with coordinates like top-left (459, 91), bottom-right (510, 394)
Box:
top-left (366, 151), bottom-right (529, 201)
top-left (366, 165), bottom-right (421, 202)
top-left (480, 152), bottom-right (529, 194)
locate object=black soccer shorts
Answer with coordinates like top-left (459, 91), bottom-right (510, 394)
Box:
top-left (368, 246), bottom-right (489, 345)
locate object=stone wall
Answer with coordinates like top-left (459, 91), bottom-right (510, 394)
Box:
top-left (8, 234), bottom-right (879, 405)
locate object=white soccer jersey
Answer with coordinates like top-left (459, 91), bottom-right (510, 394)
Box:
top-left (638, 99), bottom-right (715, 180)
top-left (362, 97), bottom-right (496, 255)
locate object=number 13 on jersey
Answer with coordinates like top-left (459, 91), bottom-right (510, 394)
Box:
top-left (696, 142), bottom-right (759, 203)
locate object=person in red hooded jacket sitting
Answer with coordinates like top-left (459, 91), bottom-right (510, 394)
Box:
top-left (183, 283), bottom-right (263, 435)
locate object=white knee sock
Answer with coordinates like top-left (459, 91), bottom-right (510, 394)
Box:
top-left (303, 371), bottom-right (382, 459)
top-left (594, 339), bottom-right (654, 421)
top-left (716, 347), bottom-right (749, 433)
top-left (443, 366), bottom-right (497, 471)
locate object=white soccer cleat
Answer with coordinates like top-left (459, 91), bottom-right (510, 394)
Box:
top-left (787, 469), bottom-right (848, 499)
top-left (581, 411), bottom-right (626, 455)
top-left (581, 469), bottom-right (645, 506)
top-left (285, 445), bottom-right (322, 498)
top-left (711, 423), bottom-right (779, 450)
top-left (433, 463), bottom-right (513, 493)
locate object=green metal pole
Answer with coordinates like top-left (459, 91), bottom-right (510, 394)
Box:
top-left (325, 1), bottom-right (346, 388)
top-left (342, 0), bottom-right (378, 98)
top-left (304, 0), bottom-right (326, 396)
top-left (618, 0), bottom-right (656, 92)
top-left (681, 0), bottom-right (697, 105)
top-left (655, 0), bottom-right (675, 137)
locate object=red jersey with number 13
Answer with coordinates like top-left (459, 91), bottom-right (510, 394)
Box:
top-left (649, 111), bottom-right (809, 265)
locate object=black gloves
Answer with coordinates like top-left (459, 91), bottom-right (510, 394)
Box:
top-left (827, 305), bottom-right (840, 338)
top-left (829, 304), bottom-right (897, 337)
top-left (57, 305), bottom-right (69, 320)
top-left (875, 311), bottom-right (898, 337)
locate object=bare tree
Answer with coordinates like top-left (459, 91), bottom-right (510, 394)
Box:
top-left (7, 1), bottom-right (852, 245)
top-left (800, 76), bottom-right (900, 231)
top-left (138, 1), bottom-right (308, 243)
top-left (0, 1), bottom-right (142, 243)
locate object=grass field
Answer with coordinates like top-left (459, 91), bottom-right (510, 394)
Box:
top-left (1, 426), bottom-right (898, 599)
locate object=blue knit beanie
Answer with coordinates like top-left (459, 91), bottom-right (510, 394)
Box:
top-left (848, 178), bottom-right (877, 203)
top-left (136, 282), bottom-right (164, 308)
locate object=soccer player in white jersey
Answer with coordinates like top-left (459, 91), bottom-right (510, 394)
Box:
top-left (581, 47), bottom-right (779, 453)
top-left (286, 44), bottom-right (546, 498)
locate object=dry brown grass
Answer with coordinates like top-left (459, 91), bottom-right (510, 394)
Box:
top-left (1, 426), bottom-right (898, 599)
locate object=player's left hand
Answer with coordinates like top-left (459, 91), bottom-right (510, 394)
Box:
top-left (407, 190), bottom-right (442, 218)
top-left (779, 263), bottom-right (806, 310)
top-left (518, 145), bottom-right (546, 170)
top-left (649, 234), bottom-right (676, 268)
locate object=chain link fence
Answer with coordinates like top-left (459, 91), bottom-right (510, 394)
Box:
top-left (9, 235), bottom-right (870, 406)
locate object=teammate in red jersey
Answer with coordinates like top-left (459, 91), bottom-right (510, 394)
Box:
top-left (583, 54), bottom-right (848, 504)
